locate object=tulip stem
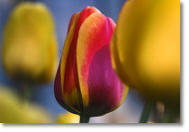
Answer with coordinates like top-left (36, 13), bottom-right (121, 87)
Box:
top-left (80, 115), bottom-right (90, 123)
top-left (139, 101), bottom-right (154, 123)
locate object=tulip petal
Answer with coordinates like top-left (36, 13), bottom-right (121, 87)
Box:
top-left (54, 65), bottom-right (79, 114)
top-left (58, 13), bottom-right (82, 113)
top-left (111, 29), bottom-right (133, 87)
top-left (77, 12), bottom-right (125, 110)
top-left (2, 2), bottom-right (58, 83)
top-left (111, 0), bottom-right (180, 102)
top-left (86, 44), bottom-right (128, 116)
top-left (57, 7), bottom-right (100, 114)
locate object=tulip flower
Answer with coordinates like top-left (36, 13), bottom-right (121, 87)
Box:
top-left (111, 0), bottom-right (180, 104)
top-left (54, 6), bottom-right (128, 123)
top-left (0, 86), bottom-right (51, 123)
top-left (56, 112), bottom-right (79, 123)
top-left (1, 2), bottom-right (58, 83)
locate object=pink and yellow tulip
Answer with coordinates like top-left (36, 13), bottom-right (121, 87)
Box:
top-left (54, 7), bottom-right (128, 121)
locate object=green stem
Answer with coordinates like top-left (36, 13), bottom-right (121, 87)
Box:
top-left (80, 115), bottom-right (90, 123)
top-left (139, 101), bottom-right (154, 123)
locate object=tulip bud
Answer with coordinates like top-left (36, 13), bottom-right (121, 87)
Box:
top-left (54, 7), bottom-right (128, 120)
top-left (56, 112), bottom-right (79, 123)
top-left (0, 86), bottom-right (51, 123)
top-left (1, 2), bottom-right (58, 83)
top-left (111, 0), bottom-right (180, 104)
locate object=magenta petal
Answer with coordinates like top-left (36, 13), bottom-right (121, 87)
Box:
top-left (87, 44), bottom-right (125, 116)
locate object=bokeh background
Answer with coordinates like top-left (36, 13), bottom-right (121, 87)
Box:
top-left (0, 0), bottom-right (145, 123)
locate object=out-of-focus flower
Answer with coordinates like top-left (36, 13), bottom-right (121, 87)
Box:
top-left (1, 2), bottom-right (58, 83)
top-left (54, 7), bottom-right (128, 119)
top-left (56, 112), bottom-right (79, 123)
top-left (111, 0), bottom-right (180, 104)
top-left (0, 85), bottom-right (51, 123)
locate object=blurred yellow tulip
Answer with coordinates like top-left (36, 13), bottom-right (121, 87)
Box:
top-left (111, 0), bottom-right (180, 104)
top-left (0, 85), bottom-right (52, 123)
top-left (1, 2), bottom-right (58, 83)
top-left (56, 112), bottom-right (79, 123)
